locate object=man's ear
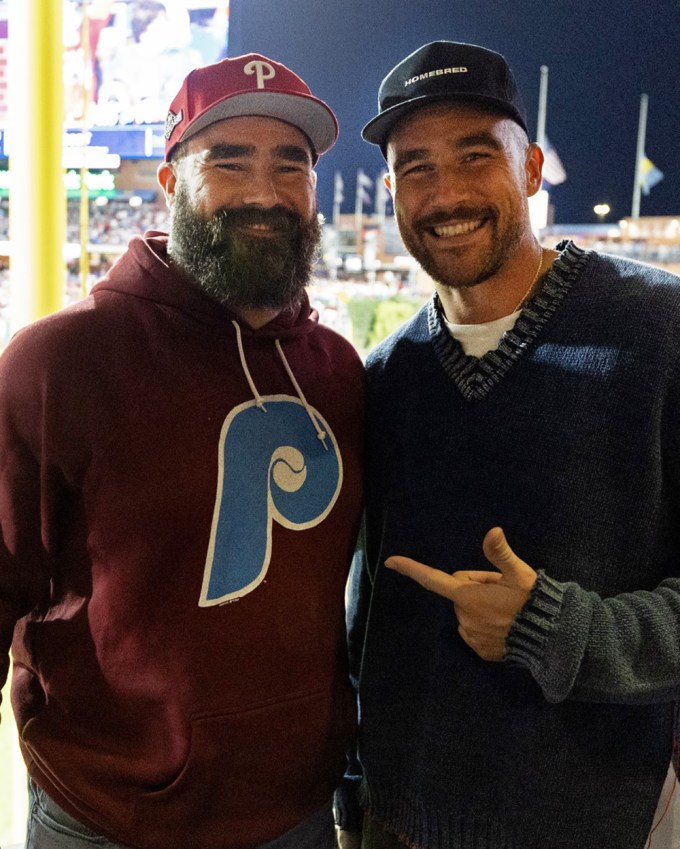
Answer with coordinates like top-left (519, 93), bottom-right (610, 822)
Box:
top-left (157, 161), bottom-right (178, 206)
top-left (525, 143), bottom-right (544, 198)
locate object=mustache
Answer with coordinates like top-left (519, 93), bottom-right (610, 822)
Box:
top-left (412, 206), bottom-right (495, 230)
top-left (209, 204), bottom-right (304, 234)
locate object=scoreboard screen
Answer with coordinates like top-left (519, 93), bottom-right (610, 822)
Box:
top-left (64, 1), bottom-right (230, 130)
top-left (0, 2), bottom-right (229, 159)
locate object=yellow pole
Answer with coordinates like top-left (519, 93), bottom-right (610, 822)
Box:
top-left (8, 0), bottom-right (65, 331)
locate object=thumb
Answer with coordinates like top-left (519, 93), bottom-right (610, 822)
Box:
top-left (482, 527), bottom-right (534, 587)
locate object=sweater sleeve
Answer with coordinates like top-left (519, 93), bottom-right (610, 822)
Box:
top-left (506, 350), bottom-right (680, 705)
top-left (505, 571), bottom-right (680, 703)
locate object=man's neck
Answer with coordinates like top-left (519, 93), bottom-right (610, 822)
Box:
top-left (231, 307), bottom-right (281, 330)
top-left (437, 248), bottom-right (559, 325)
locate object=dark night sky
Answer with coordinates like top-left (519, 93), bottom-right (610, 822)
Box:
top-left (228, 0), bottom-right (680, 226)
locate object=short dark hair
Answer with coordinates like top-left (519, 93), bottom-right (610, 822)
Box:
top-left (167, 139), bottom-right (189, 165)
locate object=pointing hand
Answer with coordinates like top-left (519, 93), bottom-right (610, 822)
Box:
top-left (385, 527), bottom-right (537, 661)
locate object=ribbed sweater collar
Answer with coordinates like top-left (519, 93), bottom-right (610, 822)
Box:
top-left (427, 240), bottom-right (591, 400)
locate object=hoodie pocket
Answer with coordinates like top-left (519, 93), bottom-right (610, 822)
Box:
top-left (131, 684), bottom-right (353, 847)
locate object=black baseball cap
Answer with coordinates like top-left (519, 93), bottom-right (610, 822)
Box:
top-left (362, 41), bottom-right (529, 152)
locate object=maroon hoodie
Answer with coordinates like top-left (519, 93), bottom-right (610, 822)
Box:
top-left (0, 233), bottom-right (364, 848)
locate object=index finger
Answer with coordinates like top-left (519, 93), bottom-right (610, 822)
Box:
top-left (385, 555), bottom-right (463, 599)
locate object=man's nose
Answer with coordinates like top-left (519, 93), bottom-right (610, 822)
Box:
top-left (241, 168), bottom-right (278, 207)
top-left (430, 168), bottom-right (469, 204)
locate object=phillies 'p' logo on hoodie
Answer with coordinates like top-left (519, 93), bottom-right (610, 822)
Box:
top-left (201, 395), bottom-right (342, 606)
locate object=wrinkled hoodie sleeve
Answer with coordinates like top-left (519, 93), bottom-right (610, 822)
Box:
top-left (0, 329), bottom-right (58, 707)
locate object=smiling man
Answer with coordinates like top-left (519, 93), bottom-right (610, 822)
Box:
top-left (333, 41), bottom-right (680, 849)
top-left (0, 55), bottom-right (364, 849)
top-left (385, 103), bottom-right (550, 322)
top-left (161, 116), bottom-right (322, 323)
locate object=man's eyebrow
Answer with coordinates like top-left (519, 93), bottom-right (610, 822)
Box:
top-left (392, 148), bottom-right (429, 172)
top-left (203, 143), bottom-right (311, 163)
top-left (274, 144), bottom-right (312, 164)
top-left (392, 132), bottom-right (504, 172)
top-left (205, 143), bottom-right (255, 160)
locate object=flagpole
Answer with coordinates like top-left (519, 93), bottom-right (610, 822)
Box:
top-left (374, 170), bottom-right (387, 225)
top-left (536, 65), bottom-right (548, 147)
top-left (355, 168), bottom-right (364, 242)
top-left (631, 93), bottom-right (648, 220)
top-left (332, 171), bottom-right (342, 227)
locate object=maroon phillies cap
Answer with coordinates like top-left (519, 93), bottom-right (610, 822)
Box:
top-left (163, 53), bottom-right (338, 162)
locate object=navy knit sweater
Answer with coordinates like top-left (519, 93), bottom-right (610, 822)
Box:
top-left (338, 242), bottom-right (680, 848)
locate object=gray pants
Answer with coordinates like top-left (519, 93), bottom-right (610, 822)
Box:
top-left (25, 779), bottom-right (336, 849)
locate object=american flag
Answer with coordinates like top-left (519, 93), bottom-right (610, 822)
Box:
top-left (541, 136), bottom-right (567, 186)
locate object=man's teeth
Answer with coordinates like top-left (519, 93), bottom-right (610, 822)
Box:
top-left (433, 219), bottom-right (483, 237)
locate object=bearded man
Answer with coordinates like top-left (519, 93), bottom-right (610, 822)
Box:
top-left (0, 55), bottom-right (363, 849)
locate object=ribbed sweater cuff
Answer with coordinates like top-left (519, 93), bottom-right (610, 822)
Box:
top-left (504, 570), bottom-right (565, 668)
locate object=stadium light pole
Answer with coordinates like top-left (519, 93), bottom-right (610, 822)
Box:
top-left (7, 0), bottom-right (65, 332)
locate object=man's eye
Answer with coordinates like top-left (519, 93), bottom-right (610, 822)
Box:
top-left (401, 163), bottom-right (432, 177)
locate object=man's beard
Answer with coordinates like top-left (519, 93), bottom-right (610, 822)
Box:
top-left (396, 204), bottom-right (524, 291)
top-left (168, 184), bottom-right (322, 311)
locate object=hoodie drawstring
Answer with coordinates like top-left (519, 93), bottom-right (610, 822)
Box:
top-left (233, 320), bottom-right (267, 411)
top-left (232, 320), bottom-right (329, 451)
top-left (275, 339), bottom-right (328, 451)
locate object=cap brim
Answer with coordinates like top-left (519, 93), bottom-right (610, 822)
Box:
top-left (180, 91), bottom-right (338, 159)
top-left (362, 93), bottom-right (528, 150)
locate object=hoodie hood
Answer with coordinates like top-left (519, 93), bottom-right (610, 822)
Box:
top-left (92, 231), bottom-right (319, 341)
top-left (93, 230), bottom-right (332, 449)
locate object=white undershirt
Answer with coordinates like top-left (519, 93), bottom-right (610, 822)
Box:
top-left (443, 310), bottom-right (521, 357)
